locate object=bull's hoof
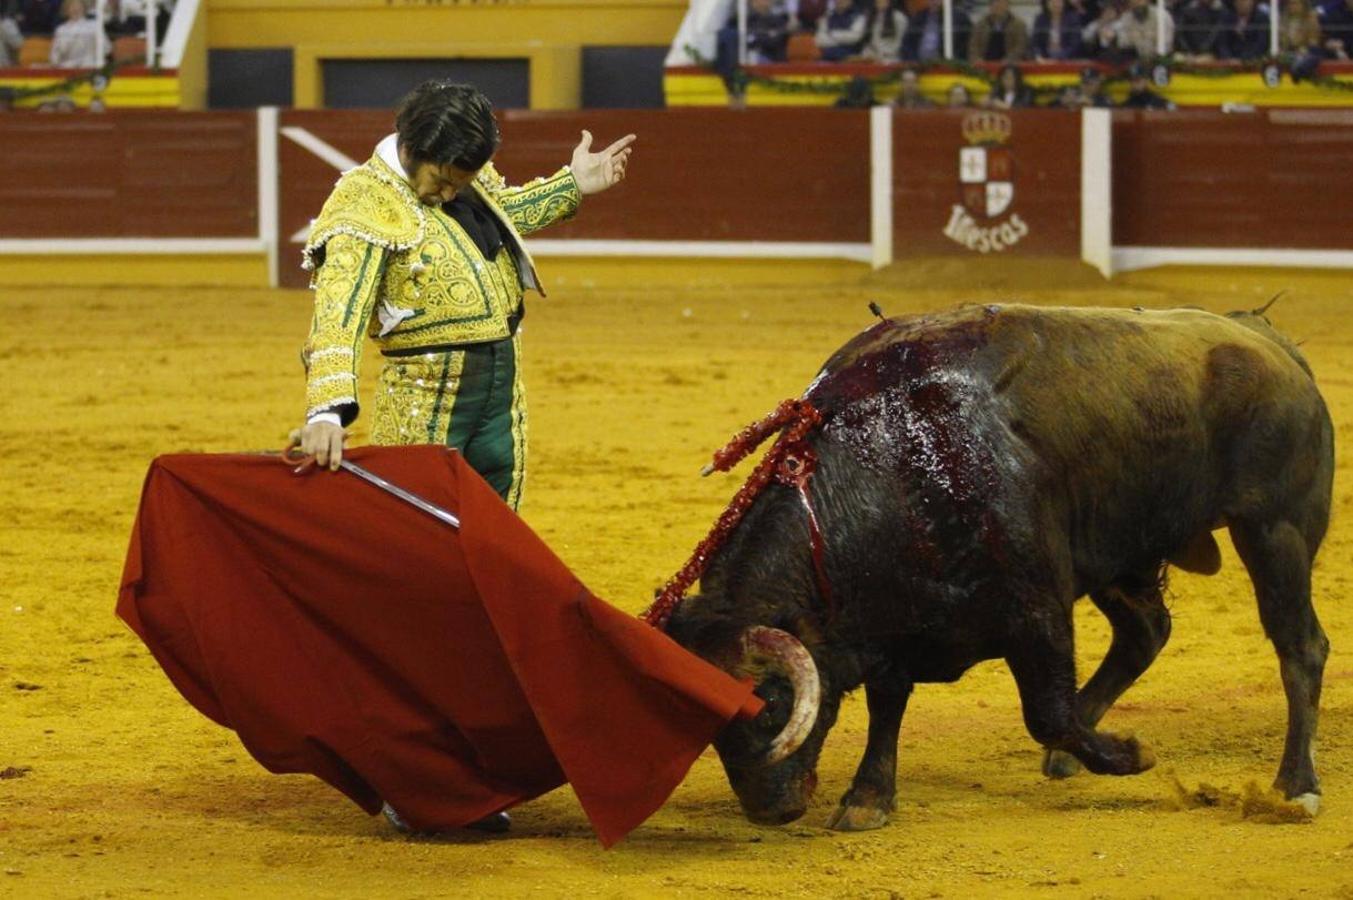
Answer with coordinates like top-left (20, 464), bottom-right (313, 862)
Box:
top-left (1042, 749), bottom-right (1082, 779)
top-left (1291, 792), bottom-right (1321, 816)
top-left (1134, 740), bottom-right (1157, 773)
top-left (825, 804), bottom-right (889, 832)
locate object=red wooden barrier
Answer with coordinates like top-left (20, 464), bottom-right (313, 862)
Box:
top-left (892, 109), bottom-right (1081, 257)
top-left (1111, 108), bottom-right (1353, 250)
top-left (276, 108), bottom-right (872, 286)
top-left (0, 111), bottom-right (257, 239)
top-left (5, 107), bottom-right (1353, 282)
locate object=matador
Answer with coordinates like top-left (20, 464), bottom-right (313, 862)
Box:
top-left (296, 80), bottom-right (635, 509)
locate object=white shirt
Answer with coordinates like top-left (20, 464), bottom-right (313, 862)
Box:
top-left (50, 17), bottom-right (104, 68)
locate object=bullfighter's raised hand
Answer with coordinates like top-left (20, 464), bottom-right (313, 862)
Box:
top-left (570, 130), bottom-right (636, 195)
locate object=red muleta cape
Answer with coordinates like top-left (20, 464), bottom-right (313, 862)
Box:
top-left (116, 446), bottom-right (761, 847)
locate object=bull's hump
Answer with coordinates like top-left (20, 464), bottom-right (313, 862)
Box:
top-left (807, 305), bottom-right (1003, 410)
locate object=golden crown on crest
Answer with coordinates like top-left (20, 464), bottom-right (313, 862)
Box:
top-left (961, 111), bottom-right (1013, 145)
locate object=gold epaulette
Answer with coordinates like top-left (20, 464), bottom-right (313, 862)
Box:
top-left (476, 161), bottom-right (509, 193)
top-left (302, 157), bottom-right (425, 276)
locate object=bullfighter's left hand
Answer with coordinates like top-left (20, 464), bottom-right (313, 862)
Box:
top-left (571, 130), bottom-right (636, 196)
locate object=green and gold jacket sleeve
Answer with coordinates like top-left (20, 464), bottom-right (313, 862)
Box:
top-left (479, 162), bottom-right (582, 236)
top-left (302, 234), bottom-right (387, 423)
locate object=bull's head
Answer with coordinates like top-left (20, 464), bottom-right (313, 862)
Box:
top-left (668, 609), bottom-right (831, 825)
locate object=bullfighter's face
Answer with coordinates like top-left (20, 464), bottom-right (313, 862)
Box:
top-left (399, 146), bottom-right (481, 206)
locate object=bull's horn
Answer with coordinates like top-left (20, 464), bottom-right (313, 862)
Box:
top-left (739, 626), bottom-right (821, 766)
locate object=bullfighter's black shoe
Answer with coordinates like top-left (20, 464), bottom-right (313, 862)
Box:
top-left (465, 811), bottom-right (512, 833)
top-left (381, 802), bottom-right (511, 835)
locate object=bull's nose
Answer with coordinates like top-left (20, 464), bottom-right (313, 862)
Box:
top-left (746, 807), bottom-right (807, 826)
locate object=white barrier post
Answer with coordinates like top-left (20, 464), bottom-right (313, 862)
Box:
top-left (1270, 1), bottom-right (1281, 57)
top-left (1156, 0), bottom-right (1167, 56)
top-left (942, 0), bottom-right (954, 59)
top-left (146, 0), bottom-right (157, 68)
top-left (870, 105), bottom-right (894, 270)
top-left (1080, 107), bottom-right (1113, 278)
top-left (258, 107), bottom-right (280, 289)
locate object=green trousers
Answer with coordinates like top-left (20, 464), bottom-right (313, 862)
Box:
top-left (370, 334), bottom-right (526, 510)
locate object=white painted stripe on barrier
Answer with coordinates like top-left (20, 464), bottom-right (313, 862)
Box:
top-left (0, 238), bottom-right (267, 254)
top-left (280, 127), bottom-right (361, 173)
top-left (258, 107), bottom-right (280, 289)
top-left (1113, 246), bottom-right (1353, 272)
top-left (870, 105), bottom-right (894, 271)
top-left (1080, 108), bottom-right (1113, 278)
top-left (526, 239), bottom-right (874, 262)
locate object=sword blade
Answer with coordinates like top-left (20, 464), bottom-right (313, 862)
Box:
top-left (337, 460), bottom-right (461, 529)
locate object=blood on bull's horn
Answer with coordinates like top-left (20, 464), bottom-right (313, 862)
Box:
top-left (737, 626), bottom-right (821, 766)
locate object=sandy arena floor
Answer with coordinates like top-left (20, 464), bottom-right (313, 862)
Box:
top-left (1, 259), bottom-right (1350, 898)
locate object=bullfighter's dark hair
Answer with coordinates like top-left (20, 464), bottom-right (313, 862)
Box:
top-left (395, 80), bottom-right (500, 173)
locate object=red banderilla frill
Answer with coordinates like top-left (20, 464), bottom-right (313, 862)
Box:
top-left (641, 398), bottom-right (831, 631)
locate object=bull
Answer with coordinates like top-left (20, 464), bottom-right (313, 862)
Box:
top-left (663, 302), bottom-right (1333, 830)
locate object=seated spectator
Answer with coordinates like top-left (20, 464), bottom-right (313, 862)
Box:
top-left (969, 0), bottom-right (1030, 61)
top-left (893, 66), bottom-right (937, 106)
top-left (1067, 0), bottom-right (1102, 27)
top-left (835, 75), bottom-right (878, 106)
top-left (50, 0), bottom-right (105, 68)
top-left (1322, 0), bottom-right (1353, 59)
top-left (1, 1), bottom-right (23, 67)
top-left (903, 0), bottom-right (973, 61)
top-left (947, 81), bottom-right (974, 106)
top-left (1120, 61), bottom-right (1174, 106)
top-left (19, 0), bottom-right (62, 34)
top-left (715, 0), bottom-right (791, 87)
top-left (1048, 83), bottom-right (1083, 106)
top-left (112, 0), bottom-right (175, 42)
top-left (1218, 0), bottom-right (1271, 59)
top-left (1082, 2), bottom-right (1125, 59)
top-left (789, 0), bottom-right (830, 31)
top-left (1282, 0), bottom-right (1323, 54)
top-left (1175, 0), bottom-right (1231, 60)
top-left (816, 0), bottom-right (868, 61)
top-left (987, 63), bottom-right (1035, 106)
top-left (1117, 0), bottom-right (1174, 59)
top-left (1076, 65), bottom-right (1113, 105)
top-left (862, 0), bottom-right (909, 63)
top-left (1033, 0), bottom-right (1086, 60)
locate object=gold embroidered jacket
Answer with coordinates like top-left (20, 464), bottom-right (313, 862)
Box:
top-left (302, 153), bottom-right (581, 421)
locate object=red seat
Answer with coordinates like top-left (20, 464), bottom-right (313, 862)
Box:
top-left (112, 36), bottom-right (146, 64)
top-left (18, 36), bottom-right (52, 67)
top-left (787, 32), bottom-right (821, 62)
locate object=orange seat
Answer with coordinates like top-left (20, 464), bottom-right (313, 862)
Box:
top-left (112, 36), bottom-right (145, 64)
top-left (18, 36), bottom-right (52, 67)
top-left (787, 32), bottom-right (821, 62)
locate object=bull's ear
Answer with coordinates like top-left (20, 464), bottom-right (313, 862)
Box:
top-left (772, 613), bottom-right (824, 648)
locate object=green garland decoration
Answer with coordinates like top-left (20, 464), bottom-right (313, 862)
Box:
top-left (685, 43), bottom-right (1353, 99)
top-left (0, 57), bottom-right (139, 105)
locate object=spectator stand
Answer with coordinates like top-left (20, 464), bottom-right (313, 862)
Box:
top-left (0, 0), bottom-right (185, 109)
top-left (665, 57), bottom-right (1353, 106)
top-left (665, 0), bottom-right (1353, 106)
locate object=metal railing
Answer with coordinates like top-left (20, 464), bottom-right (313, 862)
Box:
top-left (85, 0), bottom-right (159, 68)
